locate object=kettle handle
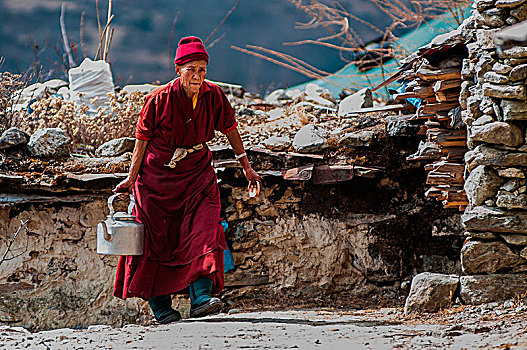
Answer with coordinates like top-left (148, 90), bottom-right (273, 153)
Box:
top-left (107, 193), bottom-right (136, 221)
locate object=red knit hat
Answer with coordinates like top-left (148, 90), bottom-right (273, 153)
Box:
top-left (174, 36), bottom-right (209, 66)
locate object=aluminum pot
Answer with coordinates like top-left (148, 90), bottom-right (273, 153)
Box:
top-left (96, 194), bottom-right (144, 255)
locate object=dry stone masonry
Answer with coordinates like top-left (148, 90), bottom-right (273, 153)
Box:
top-left (460, 0), bottom-right (527, 304)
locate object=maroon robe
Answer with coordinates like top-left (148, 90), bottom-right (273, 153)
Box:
top-left (113, 78), bottom-right (237, 300)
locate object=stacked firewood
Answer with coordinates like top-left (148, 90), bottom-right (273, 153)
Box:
top-left (393, 51), bottom-right (468, 211)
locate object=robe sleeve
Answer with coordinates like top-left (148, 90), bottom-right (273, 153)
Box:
top-left (135, 93), bottom-right (157, 141)
top-left (213, 87), bottom-right (237, 134)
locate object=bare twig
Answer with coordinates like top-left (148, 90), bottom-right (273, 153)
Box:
top-left (103, 0), bottom-right (113, 60)
top-left (96, 0), bottom-right (102, 40)
top-left (167, 12), bottom-right (180, 76)
top-left (80, 11), bottom-right (87, 58)
top-left (60, 2), bottom-right (75, 68)
top-left (0, 220), bottom-right (29, 266)
top-left (95, 14), bottom-right (114, 60)
top-left (205, 0), bottom-right (241, 46)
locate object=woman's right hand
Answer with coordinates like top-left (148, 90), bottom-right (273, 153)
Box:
top-left (113, 176), bottom-right (135, 194)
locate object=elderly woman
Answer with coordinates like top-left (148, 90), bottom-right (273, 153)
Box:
top-left (113, 36), bottom-right (261, 324)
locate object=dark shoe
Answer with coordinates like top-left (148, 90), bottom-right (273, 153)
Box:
top-left (190, 297), bottom-right (223, 318)
top-left (156, 310), bottom-right (182, 324)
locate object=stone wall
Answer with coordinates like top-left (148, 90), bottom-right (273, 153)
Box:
top-left (460, 0), bottom-right (527, 303)
top-left (0, 124), bottom-right (464, 330)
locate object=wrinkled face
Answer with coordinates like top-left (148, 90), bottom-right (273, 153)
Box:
top-left (176, 60), bottom-right (207, 97)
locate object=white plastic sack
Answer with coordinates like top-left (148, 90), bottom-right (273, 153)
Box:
top-left (68, 58), bottom-right (114, 113)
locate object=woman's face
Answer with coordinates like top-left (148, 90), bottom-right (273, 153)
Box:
top-left (176, 60), bottom-right (207, 98)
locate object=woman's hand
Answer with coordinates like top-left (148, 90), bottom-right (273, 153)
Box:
top-left (113, 176), bottom-right (135, 194)
top-left (243, 166), bottom-right (262, 197)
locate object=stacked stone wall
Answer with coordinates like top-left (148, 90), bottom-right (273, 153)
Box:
top-left (460, 0), bottom-right (527, 303)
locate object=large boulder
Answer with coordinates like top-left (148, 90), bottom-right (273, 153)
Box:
top-left (464, 166), bottom-right (504, 206)
top-left (404, 272), bottom-right (459, 315)
top-left (461, 240), bottom-right (523, 274)
top-left (0, 128), bottom-right (30, 150)
top-left (95, 137), bottom-right (135, 157)
top-left (27, 128), bottom-right (70, 158)
top-left (338, 88), bottom-right (373, 117)
top-left (292, 124), bottom-right (328, 153)
top-left (460, 274), bottom-right (527, 304)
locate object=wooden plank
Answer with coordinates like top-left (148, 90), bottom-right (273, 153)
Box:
top-left (433, 79), bottom-right (462, 92)
top-left (435, 88), bottom-right (461, 102)
top-left (420, 101), bottom-right (460, 114)
top-left (416, 67), bottom-right (461, 81)
top-left (343, 104), bottom-right (413, 116)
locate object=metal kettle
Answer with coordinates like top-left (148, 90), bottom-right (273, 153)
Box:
top-left (96, 194), bottom-right (144, 255)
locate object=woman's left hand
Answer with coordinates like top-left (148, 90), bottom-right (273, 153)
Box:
top-left (243, 166), bottom-right (262, 197)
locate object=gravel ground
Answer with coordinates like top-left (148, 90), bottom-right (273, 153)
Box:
top-left (1, 302), bottom-right (526, 349)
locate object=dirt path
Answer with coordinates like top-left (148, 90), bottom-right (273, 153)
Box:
top-left (1, 303), bottom-right (526, 349)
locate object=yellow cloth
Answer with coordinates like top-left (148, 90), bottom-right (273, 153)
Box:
top-left (192, 92), bottom-right (198, 109)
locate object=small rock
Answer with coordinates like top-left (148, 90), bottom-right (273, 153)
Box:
top-left (498, 167), bottom-right (525, 178)
top-left (337, 88), bottom-right (373, 117)
top-left (0, 128), bottom-right (30, 150)
top-left (510, 3), bottom-right (527, 20)
top-left (461, 240), bottom-right (523, 274)
top-left (43, 79), bottom-right (68, 90)
top-left (304, 83), bottom-right (335, 107)
top-left (462, 204), bottom-right (527, 234)
top-left (500, 46), bottom-right (527, 59)
top-left (469, 121), bottom-right (523, 147)
top-left (339, 130), bottom-right (375, 147)
top-left (500, 233), bottom-right (527, 245)
top-left (474, 0), bottom-right (496, 9)
top-left (476, 29), bottom-right (500, 50)
top-left (509, 64), bottom-right (527, 82)
top-left (292, 124), bottom-right (328, 153)
top-left (482, 82), bottom-right (526, 100)
top-left (492, 62), bottom-right (513, 74)
top-left (465, 166), bottom-right (504, 206)
top-left (385, 115), bottom-right (419, 136)
top-left (122, 84), bottom-right (158, 94)
top-left (461, 59), bottom-right (475, 80)
top-left (262, 135), bottom-right (291, 152)
top-left (501, 99), bottom-right (527, 120)
top-left (506, 16), bottom-right (519, 25)
top-left (521, 246), bottom-right (527, 259)
top-left (496, 190), bottom-right (527, 209)
top-left (483, 71), bottom-right (509, 84)
top-left (404, 272), bottom-right (459, 315)
top-left (465, 144), bottom-right (527, 171)
top-left (264, 89), bottom-right (290, 105)
top-left (27, 128), bottom-right (70, 158)
top-left (95, 137), bottom-right (135, 157)
top-left (495, 0), bottom-right (527, 8)
top-left (464, 231), bottom-right (498, 240)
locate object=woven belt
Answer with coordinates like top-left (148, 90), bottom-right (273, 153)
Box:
top-left (164, 143), bottom-right (204, 168)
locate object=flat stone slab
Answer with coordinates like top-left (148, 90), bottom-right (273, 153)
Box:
top-left (460, 274), bottom-right (527, 304)
top-left (462, 205), bottom-right (527, 234)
